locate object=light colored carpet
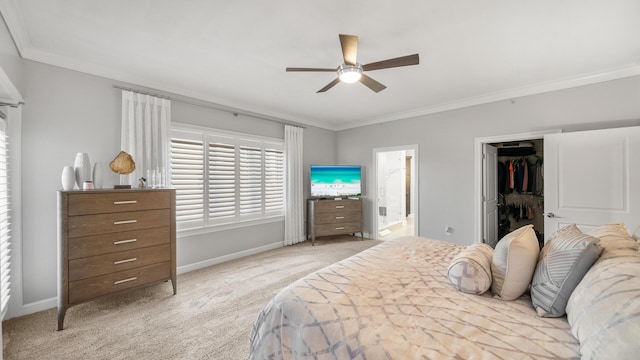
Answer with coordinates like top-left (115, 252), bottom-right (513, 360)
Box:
top-left (2, 236), bottom-right (381, 360)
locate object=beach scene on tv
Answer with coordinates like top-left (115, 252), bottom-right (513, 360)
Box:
top-left (310, 165), bottom-right (362, 198)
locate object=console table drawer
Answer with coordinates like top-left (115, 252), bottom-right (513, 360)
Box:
top-left (315, 222), bottom-right (362, 236)
top-left (69, 244), bottom-right (170, 281)
top-left (68, 191), bottom-right (170, 215)
top-left (69, 262), bottom-right (170, 304)
top-left (314, 200), bottom-right (361, 213)
top-left (314, 212), bottom-right (361, 224)
top-left (68, 209), bottom-right (170, 238)
top-left (68, 227), bottom-right (170, 260)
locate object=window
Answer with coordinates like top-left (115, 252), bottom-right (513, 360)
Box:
top-left (171, 125), bottom-right (284, 231)
top-left (0, 117), bottom-right (11, 318)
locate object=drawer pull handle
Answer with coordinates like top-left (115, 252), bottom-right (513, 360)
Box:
top-left (113, 200), bottom-right (138, 205)
top-left (114, 277), bottom-right (138, 285)
top-left (113, 239), bottom-right (137, 245)
top-left (335, 227), bottom-right (345, 230)
top-left (336, 216), bottom-right (344, 219)
top-left (113, 257), bottom-right (137, 265)
top-left (336, 206), bottom-right (345, 209)
top-left (114, 220), bottom-right (137, 225)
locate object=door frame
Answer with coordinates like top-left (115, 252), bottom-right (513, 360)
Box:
top-left (372, 144), bottom-right (419, 240)
top-left (473, 130), bottom-right (560, 244)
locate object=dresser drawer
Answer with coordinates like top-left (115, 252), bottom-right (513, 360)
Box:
top-left (68, 209), bottom-right (169, 238)
top-left (68, 191), bottom-right (171, 216)
top-left (315, 222), bottom-right (362, 236)
top-left (314, 211), bottom-right (361, 225)
top-left (69, 244), bottom-right (170, 281)
top-left (68, 226), bottom-right (170, 260)
top-left (68, 261), bottom-right (170, 304)
top-left (314, 200), bottom-right (361, 213)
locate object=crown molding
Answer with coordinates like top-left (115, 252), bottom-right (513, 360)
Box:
top-left (336, 64), bottom-right (640, 131)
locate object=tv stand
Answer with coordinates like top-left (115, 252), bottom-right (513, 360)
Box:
top-left (307, 198), bottom-right (363, 245)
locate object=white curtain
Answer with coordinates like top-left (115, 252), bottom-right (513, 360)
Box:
top-left (121, 90), bottom-right (171, 187)
top-left (284, 125), bottom-right (304, 246)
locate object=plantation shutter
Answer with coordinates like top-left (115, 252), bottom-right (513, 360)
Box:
top-left (0, 118), bottom-right (10, 317)
top-left (264, 147), bottom-right (284, 215)
top-left (208, 142), bottom-right (236, 224)
top-left (171, 136), bottom-right (205, 228)
top-left (239, 145), bottom-right (263, 219)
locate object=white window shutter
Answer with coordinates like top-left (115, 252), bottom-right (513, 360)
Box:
top-left (171, 137), bottom-right (205, 228)
top-left (239, 146), bottom-right (263, 219)
top-left (0, 119), bottom-right (10, 316)
top-left (264, 147), bottom-right (284, 215)
top-left (208, 142), bottom-right (236, 224)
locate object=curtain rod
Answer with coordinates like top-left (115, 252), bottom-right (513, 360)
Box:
top-left (112, 85), bottom-right (306, 129)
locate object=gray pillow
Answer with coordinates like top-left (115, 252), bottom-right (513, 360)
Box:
top-left (531, 224), bottom-right (602, 317)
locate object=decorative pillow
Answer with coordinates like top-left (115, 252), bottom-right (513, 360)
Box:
top-left (447, 243), bottom-right (494, 295)
top-left (587, 223), bottom-right (638, 253)
top-left (565, 245), bottom-right (640, 358)
top-left (491, 225), bottom-right (540, 300)
top-left (531, 224), bottom-right (602, 317)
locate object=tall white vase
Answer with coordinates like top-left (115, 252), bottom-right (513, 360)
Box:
top-left (73, 152), bottom-right (91, 189)
top-left (61, 166), bottom-right (75, 190)
top-left (92, 162), bottom-right (103, 189)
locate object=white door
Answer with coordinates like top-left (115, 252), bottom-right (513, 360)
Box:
top-left (544, 126), bottom-right (640, 237)
top-left (483, 144), bottom-right (499, 247)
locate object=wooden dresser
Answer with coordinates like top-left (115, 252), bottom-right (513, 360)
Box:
top-left (307, 199), bottom-right (363, 245)
top-left (57, 189), bottom-right (176, 330)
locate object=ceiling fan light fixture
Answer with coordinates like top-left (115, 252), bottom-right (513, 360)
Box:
top-left (338, 64), bottom-right (363, 83)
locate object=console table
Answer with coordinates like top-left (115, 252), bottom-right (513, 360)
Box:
top-left (307, 198), bottom-right (364, 245)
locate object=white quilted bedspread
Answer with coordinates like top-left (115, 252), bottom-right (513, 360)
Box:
top-left (249, 236), bottom-right (579, 359)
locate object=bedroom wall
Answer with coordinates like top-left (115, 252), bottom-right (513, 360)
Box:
top-left (336, 75), bottom-right (640, 245)
top-left (18, 60), bottom-right (335, 311)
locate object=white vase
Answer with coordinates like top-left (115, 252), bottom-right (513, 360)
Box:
top-left (92, 162), bottom-right (103, 189)
top-left (73, 152), bottom-right (91, 189)
top-left (61, 166), bottom-right (75, 190)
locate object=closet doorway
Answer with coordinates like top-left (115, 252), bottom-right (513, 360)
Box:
top-left (373, 145), bottom-right (419, 240)
top-left (474, 130), bottom-right (559, 246)
top-left (487, 139), bottom-right (544, 247)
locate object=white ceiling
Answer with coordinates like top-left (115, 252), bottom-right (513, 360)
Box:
top-left (2, 0), bottom-right (640, 130)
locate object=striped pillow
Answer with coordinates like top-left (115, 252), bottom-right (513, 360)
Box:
top-left (448, 243), bottom-right (494, 295)
top-left (531, 224), bottom-right (602, 317)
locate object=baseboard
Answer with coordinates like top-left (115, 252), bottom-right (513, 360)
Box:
top-left (10, 296), bottom-right (57, 319)
top-left (177, 241), bottom-right (283, 274)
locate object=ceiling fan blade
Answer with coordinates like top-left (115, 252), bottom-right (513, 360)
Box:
top-left (317, 78), bottom-right (341, 93)
top-left (286, 67), bottom-right (336, 72)
top-left (359, 74), bottom-right (386, 93)
top-left (362, 54), bottom-right (419, 71)
top-left (339, 34), bottom-right (358, 66)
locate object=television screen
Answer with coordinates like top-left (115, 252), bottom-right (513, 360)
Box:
top-left (310, 165), bottom-right (361, 198)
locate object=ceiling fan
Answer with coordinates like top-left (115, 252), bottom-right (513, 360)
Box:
top-left (286, 34), bottom-right (419, 93)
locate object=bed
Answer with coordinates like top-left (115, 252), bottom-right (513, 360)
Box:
top-left (249, 236), bottom-right (583, 359)
top-left (249, 224), bottom-right (640, 359)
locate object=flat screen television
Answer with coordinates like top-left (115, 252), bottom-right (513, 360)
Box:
top-left (310, 165), bottom-right (361, 198)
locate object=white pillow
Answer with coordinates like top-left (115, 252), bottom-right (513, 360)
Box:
top-left (491, 225), bottom-right (540, 300)
top-left (448, 243), bottom-right (494, 295)
top-left (566, 226), bottom-right (640, 359)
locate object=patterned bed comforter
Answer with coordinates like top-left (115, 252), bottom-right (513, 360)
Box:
top-left (249, 236), bottom-right (579, 359)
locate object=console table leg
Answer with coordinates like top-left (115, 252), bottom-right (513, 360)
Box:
top-left (57, 307), bottom-right (66, 331)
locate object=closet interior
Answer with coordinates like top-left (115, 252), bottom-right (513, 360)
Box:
top-left (491, 139), bottom-right (544, 248)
